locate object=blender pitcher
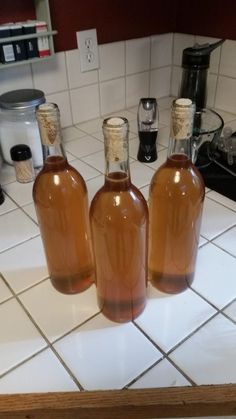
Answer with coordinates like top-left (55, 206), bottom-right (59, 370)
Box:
top-left (179, 39), bottom-right (224, 110)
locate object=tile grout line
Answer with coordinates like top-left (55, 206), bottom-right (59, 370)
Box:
top-left (131, 321), bottom-right (197, 387)
top-left (0, 274), bottom-right (100, 391)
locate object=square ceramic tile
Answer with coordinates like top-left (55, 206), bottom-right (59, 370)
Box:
top-left (22, 203), bottom-right (38, 223)
top-left (0, 278), bottom-right (12, 304)
top-left (46, 91), bottom-right (73, 127)
top-left (100, 78), bottom-right (125, 115)
top-left (32, 52), bottom-right (68, 94)
top-left (126, 37), bottom-right (150, 75)
top-left (150, 67), bottom-right (171, 99)
top-left (130, 161), bottom-right (155, 188)
top-left (224, 299), bottom-right (236, 322)
top-left (0, 64), bottom-right (33, 95)
top-left (215, 76), bottom-right (236, 114)
top-left (157, 96), bottom-right (175, 110)
top-left (214, 109), bottom-right (236, 123)
top-left (0, 208), bottom-right (39, 253)
top-left (192, 242), bottom-right (236, 309)
top-left (110, 109), bottom-right (137, 122)
top-left (66, 49), bottom-right (98, 89)
top-left (171, 65), bottom-right (182, 97)
top-left (173, 33), bottom-right (195, 66)
top-left (62, 126), bottom-right (86, 143)
top-left (0, 298), bottom-right (46, 375)
top-left (0, 194), bottom-right (17, 216)
top-left (81, 150), bottom-right (105, 174)
top-left (151, 33), bottom-right (173, 69)
top-left (126, 72), bottom-right (149, 108)
top-left (159, 109), bottom-right (171, 126)
top-left (69, 159), bottom-right (100, 181)
top-left (206, 74), bottom-right (217, 108)
top-left (128, 119), bottom-right (138, 135)
top-left (0, 348), bottom-right (78, 393)
top-left (219, 40), bottom-right (236, 78)
top-left (201, 196), bottom-right (236, 240)
top-left (86, 175), bottom-right (104, 203)
top-left (99, 41), bottom-right (125, 82)
top-left (158, 125), bottom-right (170, 148)
top-left (19, 281), bottom-right (99, 342)
top-left (207, 190), bottom-right (236, 212)
top-left (0, 163), bottom-right (18, 185)
top-left (213, 226), bottom-right (236, 257)
top-left (129, 358), bottom-right (190, 389)
top-left (135, 284), bottom-right (216, 352)
top-left (54, 314), bottom-right (161, 390)
top-left (76, 118), bottom-right (104, 134)
top-left (4, 181), bottom-right (34, 207)
top-left (0, 236), bottom-right (48, 293)
top-left (64, 136), bottom-right (104, 159)
top-left (170, 314), bottom-right (236, 385)
top-left (70, 84), bottom-right (100, 124)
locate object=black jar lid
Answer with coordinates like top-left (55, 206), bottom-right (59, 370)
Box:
top-left (0, 89), bottom-right (45, 110)
top-left (10, 144), bottom-right (32, 162)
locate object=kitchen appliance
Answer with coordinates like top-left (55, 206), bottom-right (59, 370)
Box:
top-left (137, 98), bottom-right (158, 163)
top-left (179, 39), bottom-right (224, 110)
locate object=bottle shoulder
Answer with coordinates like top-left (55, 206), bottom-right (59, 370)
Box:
top-left (150, 159), bottom-right (205, 197)
top-left (33, 162), bottom-right (88, 200)
top-left (90, 182), bottom-right (148, 218)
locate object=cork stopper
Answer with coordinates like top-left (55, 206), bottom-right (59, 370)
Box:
top-left (36, 103), bottom-right (62, 146)
top-left (103, 117), bottom-right (128, 162)
top-left (171, 98), bottom-right (195, 140)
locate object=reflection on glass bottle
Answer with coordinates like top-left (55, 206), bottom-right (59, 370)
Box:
top-left (137, 98), bottom-right (158, 163)
top-left (148, 98), bottom-right (205, 294)
top-left (33, 103), bottom-right (94, 294)
top-left (90, 117), bottom-right (148, 322)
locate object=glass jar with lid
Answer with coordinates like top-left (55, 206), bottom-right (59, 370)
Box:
top-left (0, 89), bottom-right (45, 168)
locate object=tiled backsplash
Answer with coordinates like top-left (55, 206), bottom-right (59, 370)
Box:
top-left (0, 32), bottom-right (236, 127)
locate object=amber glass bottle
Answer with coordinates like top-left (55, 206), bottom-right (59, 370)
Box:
top-left (90, 117), bottom-right (148, 322)
top-left (148, 98), bottom-right (205, 294)
top-left (33, 103), bottom-right (94, 294)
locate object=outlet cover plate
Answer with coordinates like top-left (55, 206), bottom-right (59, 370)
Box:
top-left (76, 28), bottom-right (99, 72)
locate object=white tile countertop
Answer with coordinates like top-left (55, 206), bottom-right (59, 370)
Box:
top-left (0, 96), bottom-right (236, 396)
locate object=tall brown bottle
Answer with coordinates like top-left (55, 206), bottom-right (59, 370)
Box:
top-left (33, 103), bottom-right (94, 294)
top-left (90, 117), bottom-right (148, 322)
top-left (148, 98), bottom-right (205, 294)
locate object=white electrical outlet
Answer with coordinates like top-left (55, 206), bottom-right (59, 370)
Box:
top-left (76, 28), bottom-right (99, 72)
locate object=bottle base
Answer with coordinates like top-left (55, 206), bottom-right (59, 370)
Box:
top-left (149, 271), bottom-right (194, 294)
top-left (137, 151), bottom-right (157, 163)
top-left (98, 295), bottom-right (146, 323)
top-left (50, 269), bottom-right (94, 295)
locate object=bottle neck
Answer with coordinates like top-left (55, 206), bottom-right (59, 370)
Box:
top-left (36, 102), bottom-right (67, 166)
top-left (168, 138), bottom-right (192, 160)
top-left (103, 117), bottom-right (131, 184)
top-left (168, 98), bottom-right (195, 161)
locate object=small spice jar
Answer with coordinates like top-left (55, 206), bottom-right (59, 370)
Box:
top-left (10, 144), bottom-right (35, 183)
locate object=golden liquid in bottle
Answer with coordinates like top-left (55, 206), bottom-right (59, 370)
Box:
top-left (148, 154), bottom-right (205, 294)
top-left (90, 172), bottom-right (148, 322)
top-left (33, 156), bottom-right (94, 294)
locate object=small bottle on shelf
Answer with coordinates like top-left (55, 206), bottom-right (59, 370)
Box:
top-left (90, 117), bottom-right (148, 322)
top-left (33, 103), bottom-right (94, 294)
top-left (148, 98), bottom-right (205, 294)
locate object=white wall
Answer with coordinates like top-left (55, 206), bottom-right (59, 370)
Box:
top-left (0, 32), bottom-right (236, 128)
